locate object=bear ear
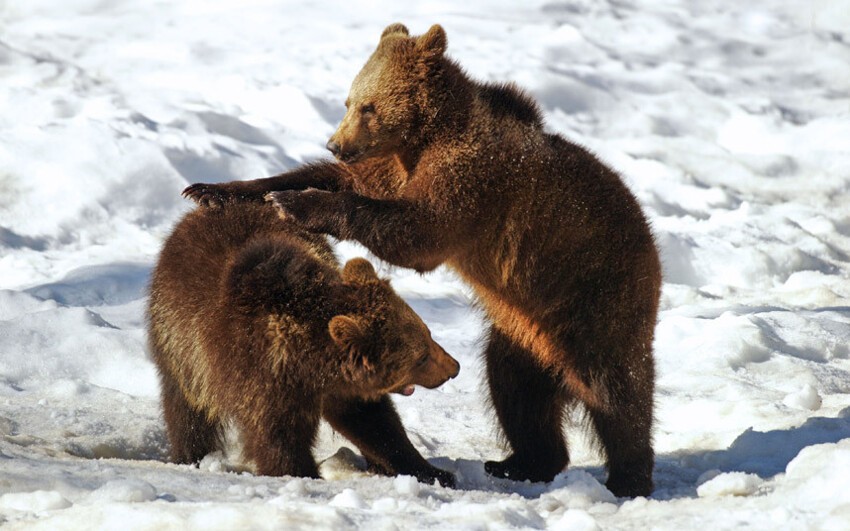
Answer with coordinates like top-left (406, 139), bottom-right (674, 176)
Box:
top-left (329, 315), bottom-right (367, 348)
top-left (381, 23), bottom-right (410, 40)
top-left (415, 24), bottom-right (447, 59)
top-left (329, 315), bottom-right (374, 373)
top-left (341, 257), bottom-right (379, 284)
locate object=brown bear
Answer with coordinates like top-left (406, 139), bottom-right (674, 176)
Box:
top-left (147, 202), bottom-right (459, 486)
top-left (182, 23), bottom-right (661, 497)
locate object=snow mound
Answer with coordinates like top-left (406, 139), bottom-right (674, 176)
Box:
top-left (329, 488), bottom-right (367, 510)
top-left (0, 490), bottom-right (72, 513)
top-left (783, 384), bottom-right (823, 411)
top-left (87, 479), bottom-right (158, 504)
top-left (696, 472), bottom-right (764, 498)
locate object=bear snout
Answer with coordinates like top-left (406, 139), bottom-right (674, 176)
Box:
top-left (436, 344), bottom-right (460, 380)
top-left (326, 140), bottom-right (362, 163)
top-left (443, 353), bottom-right (460, 380)
top-left (417, 342), bottom-right (459, 389)
top-left (326, 140), bottom-right (341, 156)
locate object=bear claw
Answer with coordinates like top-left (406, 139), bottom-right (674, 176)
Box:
top-left (484, 457), bottom-right (562, 484)
top-left (420, 468), bottom-right (456, 489)
top-left (182, 183), bottom-right (228, 207)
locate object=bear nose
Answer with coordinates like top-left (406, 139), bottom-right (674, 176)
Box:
top-left (449, 357), bottom-right (460, 379)
top-left (326, 140), bottom-right (341, 156)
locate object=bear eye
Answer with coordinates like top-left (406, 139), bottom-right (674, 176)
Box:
top-left (360, 103), bottom-right (376, 116)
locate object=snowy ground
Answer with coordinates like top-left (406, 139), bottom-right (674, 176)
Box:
top-left (2, 0), bottom-right (850, 528)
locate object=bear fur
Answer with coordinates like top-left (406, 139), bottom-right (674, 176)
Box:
top-left (183, 23), bottom-right (661, 497)
top-left (147, 202), bottom-right (459, 486)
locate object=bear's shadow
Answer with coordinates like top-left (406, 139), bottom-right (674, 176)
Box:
top-left (650, 407), bottom-right (850, 500)
top-left (436, 408), bottom-right (850, 501)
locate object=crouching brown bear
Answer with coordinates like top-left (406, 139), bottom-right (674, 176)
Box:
top-left (147, 202), bottom-right (459, 486)
top-left (183, 23), bottom-right (661, 497)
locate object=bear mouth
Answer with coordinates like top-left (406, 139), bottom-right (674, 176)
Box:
top-left (394, 385), bottom-right (415, 396)
top-left (338, 149), bottom-right (365, 164)
top-left (335, 148), bottom-right (366, 164)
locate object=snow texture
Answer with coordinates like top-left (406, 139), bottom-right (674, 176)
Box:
top-left (1, 0), bottom-right (850, 528)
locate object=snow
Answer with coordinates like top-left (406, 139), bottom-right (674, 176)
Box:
top-left (696, 472), bottom-right (764, 498)
top-left (1, 0), bottom-right (849, 528)
top-left (0, 491), bottom-right (72, 513)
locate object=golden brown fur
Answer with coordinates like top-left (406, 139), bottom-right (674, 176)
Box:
top-left (183, 24), bottom-right (661, 497)
top-left (147, 203), bottom-right (458, 486)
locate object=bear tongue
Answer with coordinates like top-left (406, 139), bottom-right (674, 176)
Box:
top-left (400, 385), bottom-right (415, 396)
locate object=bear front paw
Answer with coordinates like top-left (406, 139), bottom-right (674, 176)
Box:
top-left (484, 455), bottom-right (563, 483)
top-left (416, 466), bottom-right (456, 489)
top-left (265, 190), bottom-right (302, 220)
top-left (435, 468), bottom-right (458, 489)
top-left (182, 183), bottom-right (230, 207)
top-left (484, 459), bottom-right (515, 479)
top-left (265, 189), bottom-right (342, 236)
top-left (366, 459), bottom-right (456, 488)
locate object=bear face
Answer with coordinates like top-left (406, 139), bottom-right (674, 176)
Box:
top-left (329, 257), bottom-right (459, 400)
top-left (327, 24), bottom-right (447, 164)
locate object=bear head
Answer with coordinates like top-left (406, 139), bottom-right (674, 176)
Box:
top-left (329, 257), bottom-right (459, 399)
top-left (326, 23), bottom-right (448, 164)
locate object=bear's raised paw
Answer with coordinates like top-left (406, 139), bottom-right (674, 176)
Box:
top-left (182, 183), bottom-right (230, 207)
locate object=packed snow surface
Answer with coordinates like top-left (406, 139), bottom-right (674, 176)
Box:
top-left (2, 0), bottom-right (850, 528)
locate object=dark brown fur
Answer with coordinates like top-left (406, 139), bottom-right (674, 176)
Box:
top-left (147, 203), bottom-right (458, 486)
top-left (183, 24), bottom-right (661, 497)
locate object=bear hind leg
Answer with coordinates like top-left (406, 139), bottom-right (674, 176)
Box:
top-left (484, 327), bottom-right (569, 483)
top-left (587, 348), bottom-right (655, 497)
top-left (159, 370), bottom-right (222, 464)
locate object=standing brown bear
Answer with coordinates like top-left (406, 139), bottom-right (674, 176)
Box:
top-left (184, 23), bottom-right (662, 497)
top-left (148, 202), bottom-right (459, 486)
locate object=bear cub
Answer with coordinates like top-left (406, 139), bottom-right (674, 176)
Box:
top-left (147, 202), bottom-right (459, 486)
top-left (183, 23), bottom-right (662, 498)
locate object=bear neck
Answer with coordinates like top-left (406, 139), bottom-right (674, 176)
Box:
top-left (401, 58), bottom-right (474, 172)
